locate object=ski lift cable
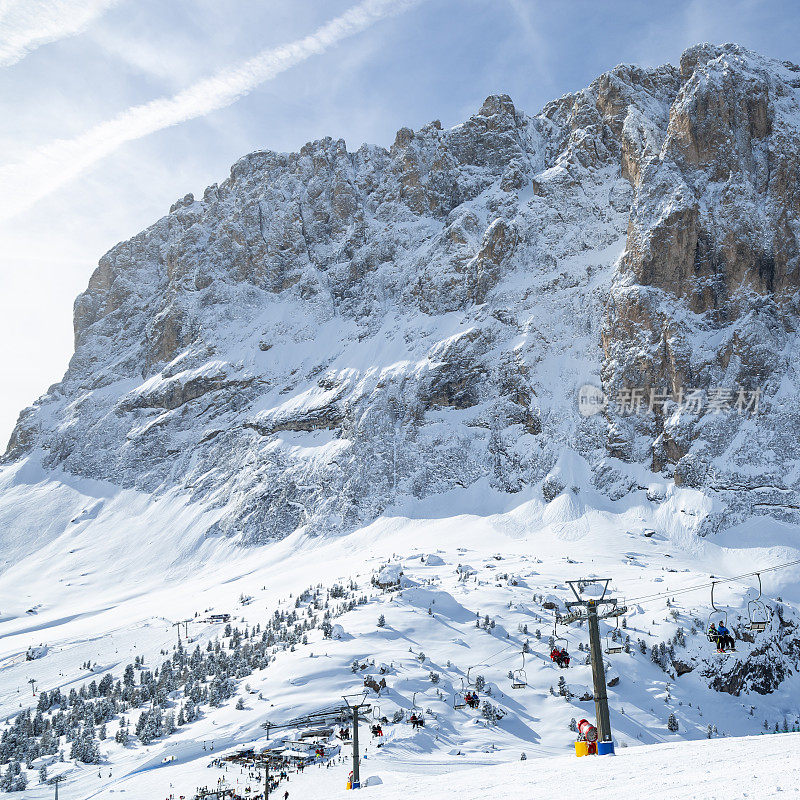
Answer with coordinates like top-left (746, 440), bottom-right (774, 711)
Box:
top-left (626, 558), bottom-right (800, 604)
top-left (482, 642), bottom-right (520, 667)
top-left (465, 642), bottom-right (519, 678)
top-left (624, 557), bottom-right (800, 607)
top-left (492, 651), bottom-right (520, 668)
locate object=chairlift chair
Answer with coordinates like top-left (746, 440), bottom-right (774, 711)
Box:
top-left (707, 581), bottom-right (733, 651)
top-left (605, 616), bottom-right (624, 654)
top-left (553, 617), bottom-right (569, 655)
top-left (453, 677), bottom-right (467, 708)
top-left (511, 653), bottom-right (527, 689)
top-left (748, 604), bottom-right (769, 633)
top-left (466, 664), bottom-right (487, 687)
top-left (552, 615), bottom-right (568, 649)
top-left (551, 619), bottom-right (570, 667)
top-left (748, 573), bottom-right (770, 633)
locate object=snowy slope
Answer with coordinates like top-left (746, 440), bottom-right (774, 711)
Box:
top-left (1, 464), bottom-right (800, 798)
top-left (280, 732), bottom-right (800, 800)
top-left (150, 732), bottom-right (800, 800)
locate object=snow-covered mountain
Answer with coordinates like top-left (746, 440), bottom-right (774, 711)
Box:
top-left (3, 42), bottom-right (800, 800)
top-left (6, 42), bottom-right (800, 542)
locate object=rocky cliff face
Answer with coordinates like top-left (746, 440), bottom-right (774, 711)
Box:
top-left (602, 44), bottom-right (800, 527)
top-left (6, 43), bottom-right (800, 542)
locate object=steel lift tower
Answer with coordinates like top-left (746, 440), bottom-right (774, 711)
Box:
top-left (559, 578), bottom-right (626, 751)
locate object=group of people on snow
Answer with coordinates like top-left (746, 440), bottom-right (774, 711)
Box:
top-left (464, 691), bottom-right (480, 708)
top-left (550, 646), bottom-right (570, 668)
top-left (370, 724), bottom-right (384, 737)
top-left (409, 713), bottom-right (425, 729)
top-left (708, 622), bottom-right (736, 652)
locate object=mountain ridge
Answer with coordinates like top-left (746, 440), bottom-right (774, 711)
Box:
top-left (4, 42), bottom-right (800, 544)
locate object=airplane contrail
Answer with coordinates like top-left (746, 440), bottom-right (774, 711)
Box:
top-left (0, 0), bottom-right (422, 222)
top-left (0, 0), bottom-right (120, 67)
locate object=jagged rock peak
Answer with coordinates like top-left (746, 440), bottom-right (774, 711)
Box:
top-left (6, 43), bottom-right (800, 544)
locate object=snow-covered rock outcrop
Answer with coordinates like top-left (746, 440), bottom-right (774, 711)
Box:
top-left (4, 43), bottom-right (800, 542)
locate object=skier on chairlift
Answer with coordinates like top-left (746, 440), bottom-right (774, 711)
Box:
top-left (550, 646), bottom-right (570, 668)
top-left (716, 622), bottom-right (735, 651)
top-left (707, 622), bottom-right (720, 648)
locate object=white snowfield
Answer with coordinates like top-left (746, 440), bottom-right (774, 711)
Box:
top-left (78, 731), bottom-right (800, 800)
top-left (1, 451), bottom-right (800, 798)
top-left (318, 733), bottom-right (800, 800)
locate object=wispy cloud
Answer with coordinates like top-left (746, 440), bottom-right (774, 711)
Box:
top-left (505, 0), bottom-right (553, 90)
top-left (0, 0), bottom-right (120, 67)
top-left (0, 0), bottom-right (421, 222)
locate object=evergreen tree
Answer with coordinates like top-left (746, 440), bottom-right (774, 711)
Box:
top-left (115, 719), bottom-right (130, 746)
top-left (667, 713), bottom-right (679, 732)
top-left (480, 701), bottom-right (500, 724)
top-left (71, 728), bottom-right (101, 763)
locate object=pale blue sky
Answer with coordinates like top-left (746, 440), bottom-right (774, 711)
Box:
top-left (1, 0), bottom-right (798, 447)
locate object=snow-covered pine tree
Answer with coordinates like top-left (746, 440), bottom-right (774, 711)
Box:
top-left (667, 713), bottom-right (679, 732)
